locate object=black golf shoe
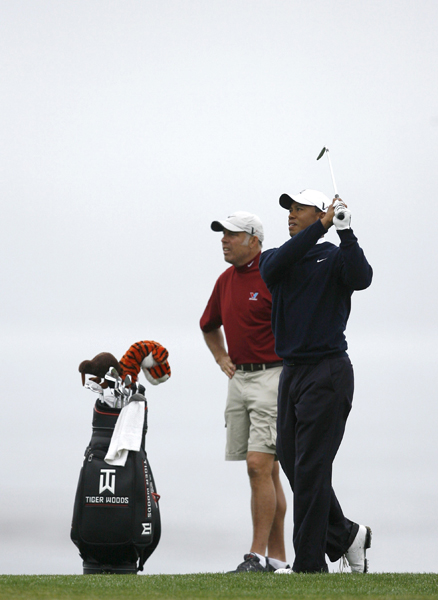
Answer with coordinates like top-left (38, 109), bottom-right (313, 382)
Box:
top-left (230, 553), bottom-right (269, 573)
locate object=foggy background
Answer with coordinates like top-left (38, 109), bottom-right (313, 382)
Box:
top-left (1, 0), bottom-right (437, 574)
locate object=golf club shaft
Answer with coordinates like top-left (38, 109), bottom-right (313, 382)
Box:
top-left (317, 147), bottom-right (345, 220)
top-left (326, 152), bottom-right (345, 220)
top-left (326, 151), bottom-right (338, 196)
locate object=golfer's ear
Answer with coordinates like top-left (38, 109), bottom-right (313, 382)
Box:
top-left (318, 211), bottom-right (326, 220)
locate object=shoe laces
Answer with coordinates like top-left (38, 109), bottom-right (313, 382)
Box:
top-left (339, 555), bottom-right (349, 573)
top-left (244, 553), bottom-right (258, 563)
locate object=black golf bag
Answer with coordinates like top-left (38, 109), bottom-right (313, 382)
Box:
top-left (71, 396), bottom-right (161, 574)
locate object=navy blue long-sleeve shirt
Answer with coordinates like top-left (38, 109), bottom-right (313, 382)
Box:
top-left (259, 219), bottom-right (372, 362)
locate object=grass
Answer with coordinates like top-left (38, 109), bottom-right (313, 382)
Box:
top-left (1, 574), bottom-right (438, 600)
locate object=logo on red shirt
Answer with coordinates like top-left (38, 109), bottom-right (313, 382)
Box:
top-left (249, 292), bottom-right (259, 301)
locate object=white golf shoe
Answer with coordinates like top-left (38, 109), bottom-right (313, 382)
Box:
top-left (275, 567), bottom-right (294, 574)
top-left (345, 524), bottom-right (372, 573)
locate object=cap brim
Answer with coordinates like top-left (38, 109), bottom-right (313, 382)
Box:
top-left (280, 193), bottom-right (322, 210)
top-left (279, 194), bottom-right (293, 210)
top-left (211, 220), bottom-right (245, 233)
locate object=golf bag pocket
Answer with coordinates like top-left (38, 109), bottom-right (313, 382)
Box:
top-left (71, 401), bottom-right (161, 571)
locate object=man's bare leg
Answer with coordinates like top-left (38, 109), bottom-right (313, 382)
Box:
top-left (246, 451), bottom-right (286, 561)
top-left (267, 461), bottom-right (287, 560)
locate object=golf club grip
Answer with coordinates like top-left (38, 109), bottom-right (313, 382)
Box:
top-left (334, 198), bottom-right (345, 220)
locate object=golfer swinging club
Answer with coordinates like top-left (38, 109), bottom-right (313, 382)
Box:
top-left (259, 189), bottom-right (373, 574)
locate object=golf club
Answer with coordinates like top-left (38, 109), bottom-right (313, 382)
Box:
top-left (85, 381), bottom-right (104, 401)
top-left (316, 147), bottom-right (345, 220)
top-left (86, 367), bottom-right (147, 408)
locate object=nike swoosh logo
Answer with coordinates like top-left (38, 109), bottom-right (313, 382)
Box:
top-left (317, 258), bottom-right (327, 263)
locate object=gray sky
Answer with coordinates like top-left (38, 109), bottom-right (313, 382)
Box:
top-left (1, 0), bottom-right (437, 574)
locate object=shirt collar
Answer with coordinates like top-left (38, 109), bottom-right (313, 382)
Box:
top-left (235, 251), bottom-right (261, 272)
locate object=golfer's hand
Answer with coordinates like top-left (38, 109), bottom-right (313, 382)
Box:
top-left (321, 199), bottom-right (337, 230)
top-left (217, 355), bottom-right (236, 379)
top-left (321, 198), bottom-right (349, 230)
top-left (333, 199), bottom-right (351, 230)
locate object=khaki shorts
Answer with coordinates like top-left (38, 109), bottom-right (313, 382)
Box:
top-left (224, 366), bottom-right (282, 461)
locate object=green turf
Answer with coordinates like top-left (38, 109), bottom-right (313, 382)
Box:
top-left (1, 574), bottom-right (438, 600)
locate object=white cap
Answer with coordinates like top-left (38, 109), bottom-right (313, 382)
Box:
top-left (211, 211), bottom-right (264, 243)
top-left (279, 189), bottom-right (330, 212)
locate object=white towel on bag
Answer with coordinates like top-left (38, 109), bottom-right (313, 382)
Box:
top-left (104, 399), bottom-right (145, 467)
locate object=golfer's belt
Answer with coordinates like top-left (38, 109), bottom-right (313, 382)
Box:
top-left (235, 361), bottom-right (283, 372)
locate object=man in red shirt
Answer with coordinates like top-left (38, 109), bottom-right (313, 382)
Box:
top-left (200, 211), bottom-right (288, 573)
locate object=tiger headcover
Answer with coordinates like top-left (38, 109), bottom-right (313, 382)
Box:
top-left (119, 340), bottom-right (171, 386)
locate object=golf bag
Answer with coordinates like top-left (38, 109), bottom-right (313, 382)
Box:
top-left (71, 398), bottom-right (161, 574)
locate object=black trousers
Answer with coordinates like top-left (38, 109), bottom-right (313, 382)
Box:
top-left (277, 355), bottom-right (358, 573)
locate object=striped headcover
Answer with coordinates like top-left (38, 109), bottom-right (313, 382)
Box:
top-left (119, 340), bottom-right (171, 385)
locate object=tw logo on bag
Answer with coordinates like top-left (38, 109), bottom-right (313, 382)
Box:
top-left (84, 468), bottom-right (129, 505)
top-left (99, 469), bottom-right (116, 494)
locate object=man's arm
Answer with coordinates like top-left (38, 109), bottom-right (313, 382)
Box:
top-left (202, 328), bottom-right (236, 379)
top-left (260, 219), bottom-right (325, 286)
top-left (323, 199), bottom-right (373, 290)
top-left (336, 230), bottom-right (373, 290)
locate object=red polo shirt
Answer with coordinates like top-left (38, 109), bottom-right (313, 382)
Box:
top-left (200, 252), bottom-right (279, 364)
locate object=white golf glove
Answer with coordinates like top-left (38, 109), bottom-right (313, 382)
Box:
top-left (333, 200), bottom-right (351, 230)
